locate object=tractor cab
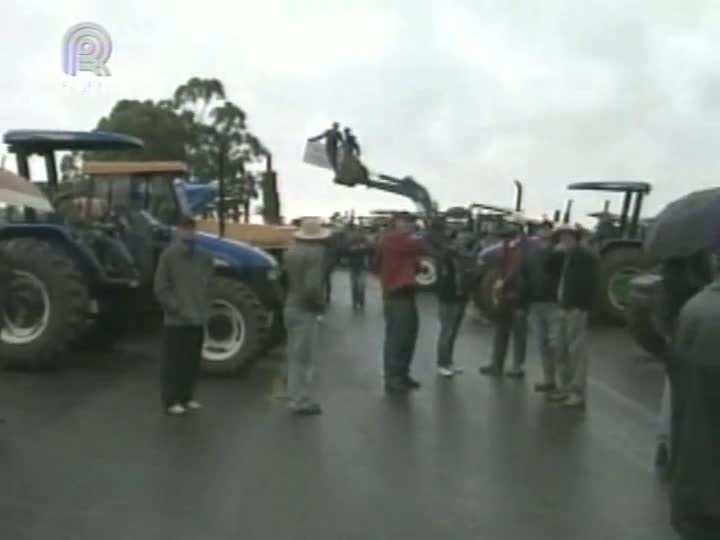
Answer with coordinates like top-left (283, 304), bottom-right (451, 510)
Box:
top-left (567, 181), bottom-right (651, 244)
top-left (74, 161), bottom-right (192, 287)
top-left (3, 130), bottom-right (146, 286)
top-left (565, 181), bottom-right (653, 324)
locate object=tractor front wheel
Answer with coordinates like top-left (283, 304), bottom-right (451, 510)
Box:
top-left (596, 247), bottom-right (647, 325)
top-left (201, 276), bottom-right (267, 375)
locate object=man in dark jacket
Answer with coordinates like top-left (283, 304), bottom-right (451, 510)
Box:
top-left (524, 221), bottom-right (560, 392)
top-left (153, 217), bottom-right (213, 415)
top-left (545, 224), bottom-right (597, 409)
top-left (669, 278), bottom-right (720, 540)
top-left (345, 222), bottom-right (371, 311)
top-left (656, 251), bottom-right (715, 471)
top-left (435, 228), bottom-right (473, 377)
top-left (480, 217), bottom-right (530, 379)
top-left (308, 122), bottom-right (344, 171)
top-left (343, 127), bottom-right (361, 157)
top-left (379, 212), bottom-right (427, 392)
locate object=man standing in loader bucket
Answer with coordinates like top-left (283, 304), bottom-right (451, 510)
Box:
top-left (308, 122), bottom-right (344, 171)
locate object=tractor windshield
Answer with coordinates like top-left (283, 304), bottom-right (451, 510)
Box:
top-left (86, 174), bottom-right (183, 226)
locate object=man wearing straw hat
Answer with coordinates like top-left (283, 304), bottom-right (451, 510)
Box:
top-left (283, 217), bottom-right (331, 415)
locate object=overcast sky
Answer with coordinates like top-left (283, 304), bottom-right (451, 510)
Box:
top-left (2, 0), bottom-right (719, 222)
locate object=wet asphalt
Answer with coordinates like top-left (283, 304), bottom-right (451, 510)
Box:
top-left (0, 271), bottom-right (679, 540)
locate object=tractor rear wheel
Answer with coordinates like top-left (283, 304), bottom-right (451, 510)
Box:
top-left (626, 293), bottom-right (667, 358)
top-left (202, 276), bottom-right (267, 375)
top-left (472, 267), bottom-right (501, 321)
top-left (0, 238), bottom-right (89, 369)
top-left (596, 247), bottom-right (647, 325)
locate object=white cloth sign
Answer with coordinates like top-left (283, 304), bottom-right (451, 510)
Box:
top-left (302, 140), bottom-right (345, 170)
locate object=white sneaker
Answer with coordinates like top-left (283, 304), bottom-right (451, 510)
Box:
top-left (167, 404), bottom-right (186, 415)
top-left (186, 401), bottom-right (201, 410)
top-left (438, 367), bottom-right (456, 377)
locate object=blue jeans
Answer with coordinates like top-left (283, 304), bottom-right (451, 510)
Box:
top-left (658, 377), bottom-right (672, 448)
top-left (383, 293), bottom-right (419, 383)
top-left (350, 267), bottom-right (366, 307)
top-left (284, 307), bottom-right (320, 406)
top-left (437, 300), bottom-right (467, 367)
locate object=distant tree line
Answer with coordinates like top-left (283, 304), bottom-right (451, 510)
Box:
top-left (61, 77), bottom-right (272, 222)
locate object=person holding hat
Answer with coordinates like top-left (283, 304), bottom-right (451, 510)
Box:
top-left (479, 216), bottom-right (530, 379)
top-left (154, 217), bottom-right (213, 415)
top-left (545, 223), bottom-right (597, 409)
top-left (283, 217), bottom-right (330, 415)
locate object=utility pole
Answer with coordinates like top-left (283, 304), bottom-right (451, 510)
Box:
top-left (218, 140), bottom-right (226, 237)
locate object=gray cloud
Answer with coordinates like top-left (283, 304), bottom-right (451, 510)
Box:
top-left (2, 0), bottom-right (719, 222)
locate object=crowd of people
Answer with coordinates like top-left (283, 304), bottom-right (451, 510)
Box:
top-left (280, 211), bottom-right (599, 411)
top-left (1, 204), bottom-right (717, 538)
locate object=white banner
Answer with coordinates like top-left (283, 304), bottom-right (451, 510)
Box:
top-left (302, 140), bottom-right (345, 170)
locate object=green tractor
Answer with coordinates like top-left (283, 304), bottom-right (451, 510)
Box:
top-left (566, 181), bottom-right (654, 324)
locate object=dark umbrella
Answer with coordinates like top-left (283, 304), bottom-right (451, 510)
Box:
top-left (644, 187), bottom-right (720, 262)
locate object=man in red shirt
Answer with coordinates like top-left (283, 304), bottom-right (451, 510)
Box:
top-left (379, 212), bottom-right (427, 391)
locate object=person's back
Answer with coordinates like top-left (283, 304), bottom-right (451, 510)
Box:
top-left (661, 253), bottom-right (714, 336)
top-left (282, 218), bottom-right (329, 415)
top-left (284, 241), bottom-right (326, 312)
top-left (346, 228), bottom-right (369, 268)
top-left (671, 281), bottom-right (720, 540)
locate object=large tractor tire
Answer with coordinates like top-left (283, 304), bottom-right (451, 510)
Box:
top-left (472, 266), bottom-right (501, 321)
top-left (625, 273), bottom-right (667, 359)
top-left (596, 247), bottom-right (647, 325)
top-left (202, 276), bottom-right (268, 375)
top-left (626, 294), bottom-right (666, 359)
top-left (0, 238), bottom-right (89, 369)
top-left (415, 255), bottom-right (438, 290)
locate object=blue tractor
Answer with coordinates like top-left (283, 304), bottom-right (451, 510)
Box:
top-left (0, 130), bottom-right (283, 374)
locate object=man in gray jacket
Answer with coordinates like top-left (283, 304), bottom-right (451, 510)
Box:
top-left (153, 217), bottom-right (213, 415)
top-left (283, 217), bottom-right (329, 415)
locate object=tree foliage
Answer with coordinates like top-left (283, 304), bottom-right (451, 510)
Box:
top-left (78, 78), bottom-right (271, 220)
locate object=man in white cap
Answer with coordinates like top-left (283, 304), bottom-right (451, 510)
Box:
top-left (283, 217), bottom-right (330, 415)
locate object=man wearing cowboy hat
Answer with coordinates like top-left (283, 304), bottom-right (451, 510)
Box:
top-left (545, 223), bottom-right (597, 409)
top-left (479, 213), bottom-right (530, 379)
top-left (283, 217), bottom-right (331, 415)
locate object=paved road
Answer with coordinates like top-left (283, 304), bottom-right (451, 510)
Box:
top-left (0, 272), bottom-right (678, 540)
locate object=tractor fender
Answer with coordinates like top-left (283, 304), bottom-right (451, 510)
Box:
top-left (0, 224), bottom-right (104, 286)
